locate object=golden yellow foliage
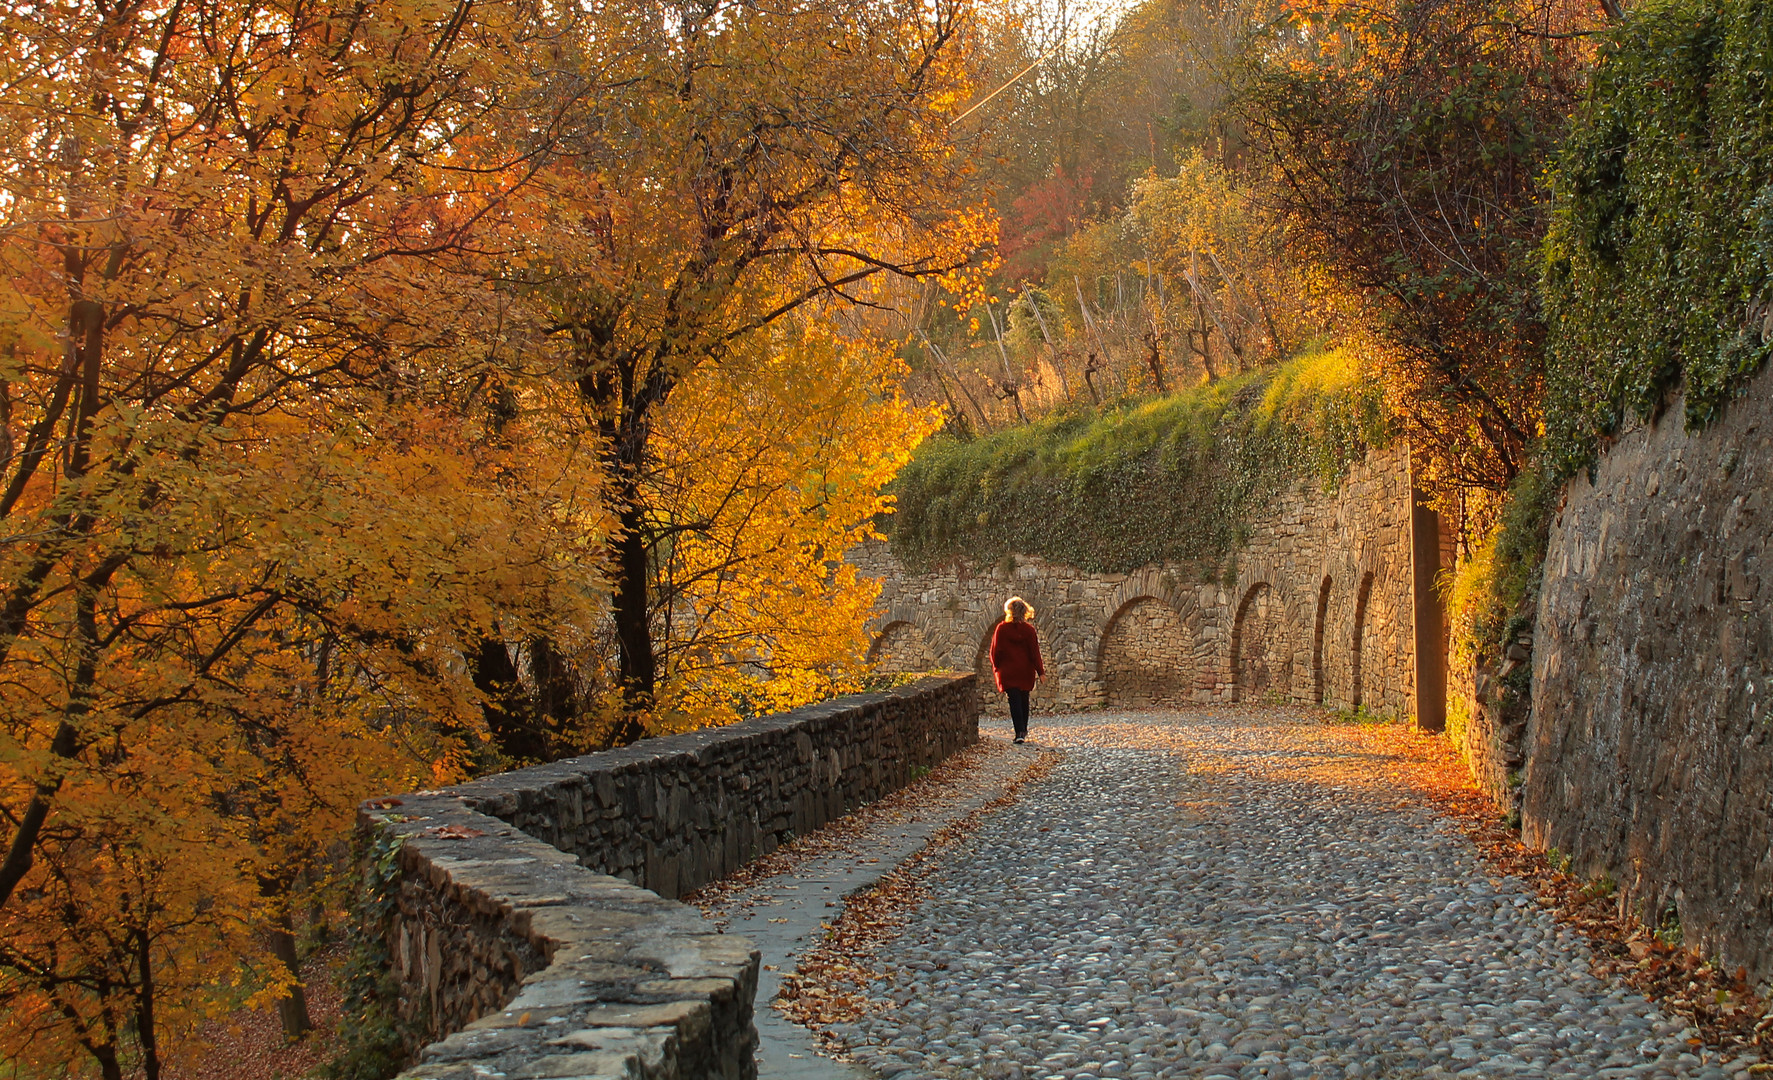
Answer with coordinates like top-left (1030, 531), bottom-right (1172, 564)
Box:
top-left (0, 0), bottom-right (991, 1072)
top-left (496, 0), bottom-right (993, 729)
top-left (645, 320), bottom-right (943, 726)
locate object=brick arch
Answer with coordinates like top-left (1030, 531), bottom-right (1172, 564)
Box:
top-left (868, 620), bottom-right (935, 672)
top-left (1232, 555), bottom-right (1286, 605)
top-left (870, 599), bottom-right (928, 633)
top-left (1098, 566), bottom-right (1181, 624)
top-left (1098, 594), bottom-right (1197, 707)
top-left (1231, 580), bottom-right (1290, 703)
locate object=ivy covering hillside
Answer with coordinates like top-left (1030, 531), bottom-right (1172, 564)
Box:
top-left (886, 349), bottom-right (1389, 573)
top-left (1543, 0), bottom-right (1773, 477)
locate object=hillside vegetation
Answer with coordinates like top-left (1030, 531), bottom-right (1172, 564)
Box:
top-left (888, 348), bottom-right (1388, 573)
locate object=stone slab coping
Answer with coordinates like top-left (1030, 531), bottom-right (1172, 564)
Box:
top-left (437, 675), bottom-right (972, 822)
top-left (359, 674), bottom-right (975, 1080)
top-left (363, 797), bottom-right (760, 1080)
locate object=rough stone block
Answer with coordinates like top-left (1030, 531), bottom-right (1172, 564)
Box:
top-left (509, 1051), bottom-right (640, 1078)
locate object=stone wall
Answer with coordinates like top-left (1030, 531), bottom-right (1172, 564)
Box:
top-left (859, 445), bottom-right (1429, 723)
top-left (361, 675), bottom-right (979, 1079)
top-left (1526, 379), bottom-right (1773, 983)
top-left (1447, 628), bottom-right (1532, 810)
top-left (369, 805), bottom-right (760, 1080)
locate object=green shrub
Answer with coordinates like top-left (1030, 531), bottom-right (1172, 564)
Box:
top-left (887, 349), bottom-right (1389, 572)
top-left (1444, 464), bottom-right (1560, 668)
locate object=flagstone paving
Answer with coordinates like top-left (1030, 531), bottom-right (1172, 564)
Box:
top-left (809, 709), bottom-right (1760, 1080)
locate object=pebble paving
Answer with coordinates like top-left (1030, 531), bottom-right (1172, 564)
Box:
top-left (832, 709), bottom-right (1756, 1080)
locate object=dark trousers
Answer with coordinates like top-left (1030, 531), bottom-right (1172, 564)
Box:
top-left (1006, 688), bottom-right (1030, 738)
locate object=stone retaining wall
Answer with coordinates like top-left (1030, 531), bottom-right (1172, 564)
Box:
top-left (861, 445), bottom-right (1433, 724)
top-left (359, 674), bottom-right (979, 1079)
top-left (1526, 378), bottom-right (1773, 983)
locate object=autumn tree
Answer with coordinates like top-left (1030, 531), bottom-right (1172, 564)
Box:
top-left (979, 0), bottom-right (1269, 279)
top-left (636, 318), bottom-right (940, 721)
top-left (504, 0), bottom-right (993, 734)
top-left (1126, 151), bottom-right (1320, 379)
top-left (0, 2), bottom-right (609, 1074)
top-left (1231, 0), bottom-right (1601, 493)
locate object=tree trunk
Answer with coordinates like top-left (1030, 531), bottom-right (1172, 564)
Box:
top-left (1192, 307), bottom-right (1219, 382)
top-left (258, 876), bottom-right (312, 1042)
top-left (136, 925), bottom-right (165, 1080)
top-left (90, 1040), bottom-right (124, 1080)
top-left (468, 635), bottom-right (545, 763)
top-left (0, 301), bottom-right (105, 912)
top-left (611, 498), bottom-right (655, 744)
top-left (268, 908), bottom-right (312, 1042)
top-left (1144, 330), bottom-right (1168, 393)
top-left (528, 635), bottom-right (580, 726)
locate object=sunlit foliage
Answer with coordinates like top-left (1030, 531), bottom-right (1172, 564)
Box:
top-left (0, 0), bottom-right (985, 1073)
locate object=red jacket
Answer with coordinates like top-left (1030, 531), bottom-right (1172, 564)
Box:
top-left (989, 620), bottom-right (1045, 692)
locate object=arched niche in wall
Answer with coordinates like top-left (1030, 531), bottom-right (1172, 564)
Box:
top-left (1098, 596), bottom-right (1195, 707)
top-left (1351, 570), bottom-right (1376, 708)
top-left (1312, 576), bottom-right (1333, 706)
top-left (1231, 581), bottom-right (1289, 703)
top-left (869, 620), bottom-right (936, 673)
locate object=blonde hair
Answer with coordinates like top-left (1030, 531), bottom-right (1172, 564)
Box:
top-left (1004, 596), bottom-right (1033, 621)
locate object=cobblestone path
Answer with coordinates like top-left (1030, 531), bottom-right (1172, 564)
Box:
top-left (835, 709), bottom-right (1751, 1080)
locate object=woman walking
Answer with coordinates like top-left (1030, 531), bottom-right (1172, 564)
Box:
top-left (990, 596), bottom-right (1045, 744)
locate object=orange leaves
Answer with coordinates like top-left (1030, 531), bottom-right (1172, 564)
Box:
top-left (0, 2), bottom-right (620, 1074)
top-left (425, 824), bottom-right (487, 839)
top-left (0, 0), bottom-right (985, 1071)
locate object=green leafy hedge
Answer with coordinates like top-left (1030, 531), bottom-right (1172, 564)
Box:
top-left (886, 350), bottom-right (1388, 573)
top-left (1542, 0), bottom-right (1773, 477)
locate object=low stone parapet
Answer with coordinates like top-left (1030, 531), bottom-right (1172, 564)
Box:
top-left (358, 673), bottom-right (979, 1079)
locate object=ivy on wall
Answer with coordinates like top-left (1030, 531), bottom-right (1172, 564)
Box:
top-left (1542, 0), bottom-right (1773, 478)
top-left (323, 826), bottom-right (421, 1080)
top-left (886, 349), bottom-right (1388, 574)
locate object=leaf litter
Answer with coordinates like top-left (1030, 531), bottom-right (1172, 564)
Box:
top-left (768, 745), bottom-right (1062, 1054)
